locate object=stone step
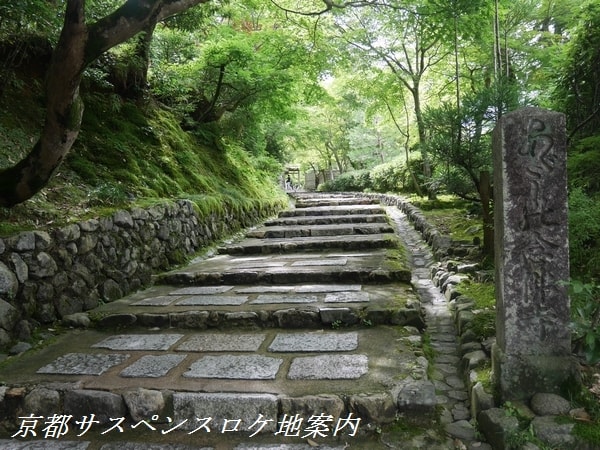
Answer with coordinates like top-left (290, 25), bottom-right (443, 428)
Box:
top-left (265, 213), bottom-right (388, 226)
top-left (218, 233), bottom-right (400, 255)
top-left (0, 325), bottom-right (434, 448)
top-left (294, 197), bottom-right (380, 208)
top-left (156, 250), bottom-right (411, 286)
top-left (245, 223), bottom-right (395, 239)
top-left (278, 204), bottom-right (384, 217)
top-left (0, 194), bottom-right (464, 449)
top-left (89, 281), bottom-right (424, 331)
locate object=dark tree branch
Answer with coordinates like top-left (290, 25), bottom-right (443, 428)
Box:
top-left (0, 0), bottom-right (212, 207)
top-left (270, 0), bottom-right (409, 16)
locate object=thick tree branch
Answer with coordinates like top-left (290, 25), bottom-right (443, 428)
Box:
top-left (270, 0), bottom-right (408, 16)
top-left (0, 0), bottom-right (211, 207)
top-left (85, 0), bottom-right (210, 64)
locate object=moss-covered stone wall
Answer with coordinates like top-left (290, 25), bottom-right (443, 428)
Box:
top-left (0, 199), bottom-right (282, 346)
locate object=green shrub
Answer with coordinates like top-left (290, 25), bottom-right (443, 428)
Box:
top-left (568, 136), bottom-right (600, 194)
top-left (567, 280), bottom-right (600, 365)
top-left (320, 170), bottom-right (371, 192)
top-left (568, 188), bottom-right (600, 280)
top-left (370, 157), bottom-right (406, 193)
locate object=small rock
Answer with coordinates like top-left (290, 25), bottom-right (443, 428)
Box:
top-left (0, 263), bottom-right (18, 298)
top-left (0, 298), bottom-right (19, 331)
top-left (23, 387), bottom-right (60, 416)
top-left (9, 341), bottom-right (32, 355)
top-left (32, 252), bottom-right (58, 278)
top-left (532, 415), bottom-right (575, 447)
top-left (62, 313), bottom-right (91, 328)
top-left (446, 420), bottom-right (476, 441)
top-left (64, 389), bottom-right (126, 424)
top-left (349, 393), bottom-right (396, 424)
top-left (477, 408), bottom-right (519, 450)
top-left (123, 388), bottom-right (165, 422)
top-left (113, 210), bottom-right (134, 228)
top-left (530, 393), bottom-right (571, 416)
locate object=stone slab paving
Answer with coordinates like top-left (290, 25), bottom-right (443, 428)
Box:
top-left (133, 296), bottom-right (180, 306)
top-left (175, 296), bottom-right (248, 306)
top-left (246, 223), bottom-right (394, 239)
top-left (176, 334), bottom-right (266, 352)
top-left (184, 355), bottom-right (284, 379)
top-left (171, 286), bottom-right (235, 295)
top-left (37, 353), bottom-right (130, 375)
top-left (92, 334), bottom-right (184, 351)
top-left (157, 250), bottom-right (411, 285)
top-left (120, 354), bottom-right (187, 378)
top-left (294, 284), bottom-right (362, 293)
top-left (0, 193), bottom-right (478, 449)
top-left (267, 332), bottom-right (358, 352)
top-left (265, 213), bottom-right (388, 226)
top-left (250, 294), bottom-right (318, 304)
top-left (220, 233), bottom-right (399, 255)
top-left (290, 258), bottom-right (347, 267)
top-left (287, 355), bottom-right (369, 380)
top-left (324, 291), bottom-right (369, 303)
top-left (278, 204), bottom-right (384, 217)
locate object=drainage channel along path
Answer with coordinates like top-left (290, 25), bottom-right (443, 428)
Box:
top-left (0, 193), bottom-right (489, 450)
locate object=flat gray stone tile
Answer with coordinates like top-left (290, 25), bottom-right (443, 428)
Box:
top-left (92, 334), bottom-right (183, 351)
top-left (120, 354), bottom-right (186, 377)
top-left (100, 444), bottom-right (211, 450)
top-left (291, 258), bottom-right (347, 266)
top-left (37, 353), bottom-right (130, 375)
top-left (177, 334), bottom-right (266, 352)
top-left (235, 286), bottom-right (295, 294)
top-left (324, 292), bottom-right (370, 303)
top-left (251, 294), bottom-right (317, 304)
top-left (230, 256), bottom-right (268, 262)
top-left (184, 355), bottom-right (283, 379)
top-left (235, 445), bottom-right (346, 450)
top-left (268, 332), bottom-right (358, 352)
top-left (288, 355), bottom-right (368, 380)
top-left (170, 286), bottom-right (233, 295)
top-left (132, 295), bottom-right (178, 306)
top-left (176, 295), bottom-right (247, 306)
top-left (173, 392), bottom-right (278, 432)
top-left (295, 284), bottom-right (362, 293)
top-left (0, 441), bottom-right (90, 449)
top-left (236, 261), bottom-right (286, 268)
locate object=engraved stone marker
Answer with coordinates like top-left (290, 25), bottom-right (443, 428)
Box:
top-left (492, 107), bottom-right (575, 400)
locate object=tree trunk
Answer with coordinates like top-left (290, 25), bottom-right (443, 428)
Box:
top-left (411, 81), bottom-right (435, 200)
top-left (0, 0), bottom-right (87, 207)
top-left (0, 0), bottom-right (209, 207)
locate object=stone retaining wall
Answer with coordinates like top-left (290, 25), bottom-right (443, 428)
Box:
top-left (0, 199), bottom-right (282, 347)
top-left (355, 193), bottom-right (453, 258)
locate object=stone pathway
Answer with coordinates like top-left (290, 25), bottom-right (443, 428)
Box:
top-left (0, 193), bottom-right (489, 449)
top-left (386, 206), bottom-right (487, 448)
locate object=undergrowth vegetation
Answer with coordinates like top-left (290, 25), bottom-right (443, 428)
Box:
top-left (0, 74), bottom-right (286, 236)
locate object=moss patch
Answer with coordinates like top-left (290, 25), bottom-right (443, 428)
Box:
top-left (409, 195), bottom-right (483, 242)
top-left (0, 72), bottom-right (286, 234)
top-left (456, 280), bottom-right (496, 340)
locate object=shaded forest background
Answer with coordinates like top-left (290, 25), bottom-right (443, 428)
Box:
top-left (0, 0), bottom-right (599, 284)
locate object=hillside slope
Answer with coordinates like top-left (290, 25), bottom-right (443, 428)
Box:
top-left (0, 72), bottom-right (287, 236)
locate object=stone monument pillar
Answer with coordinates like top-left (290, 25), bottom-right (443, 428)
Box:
top-left (492, 107), bottom-right (576, 401)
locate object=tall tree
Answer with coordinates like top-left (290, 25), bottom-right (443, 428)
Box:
top-left (332, 1), bottom-right (449, 196)
top-left (0, 0), bottom-right (213, 207)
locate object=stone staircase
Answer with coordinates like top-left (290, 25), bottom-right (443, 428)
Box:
top-left (0, 193), bottom-right (478, 449)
